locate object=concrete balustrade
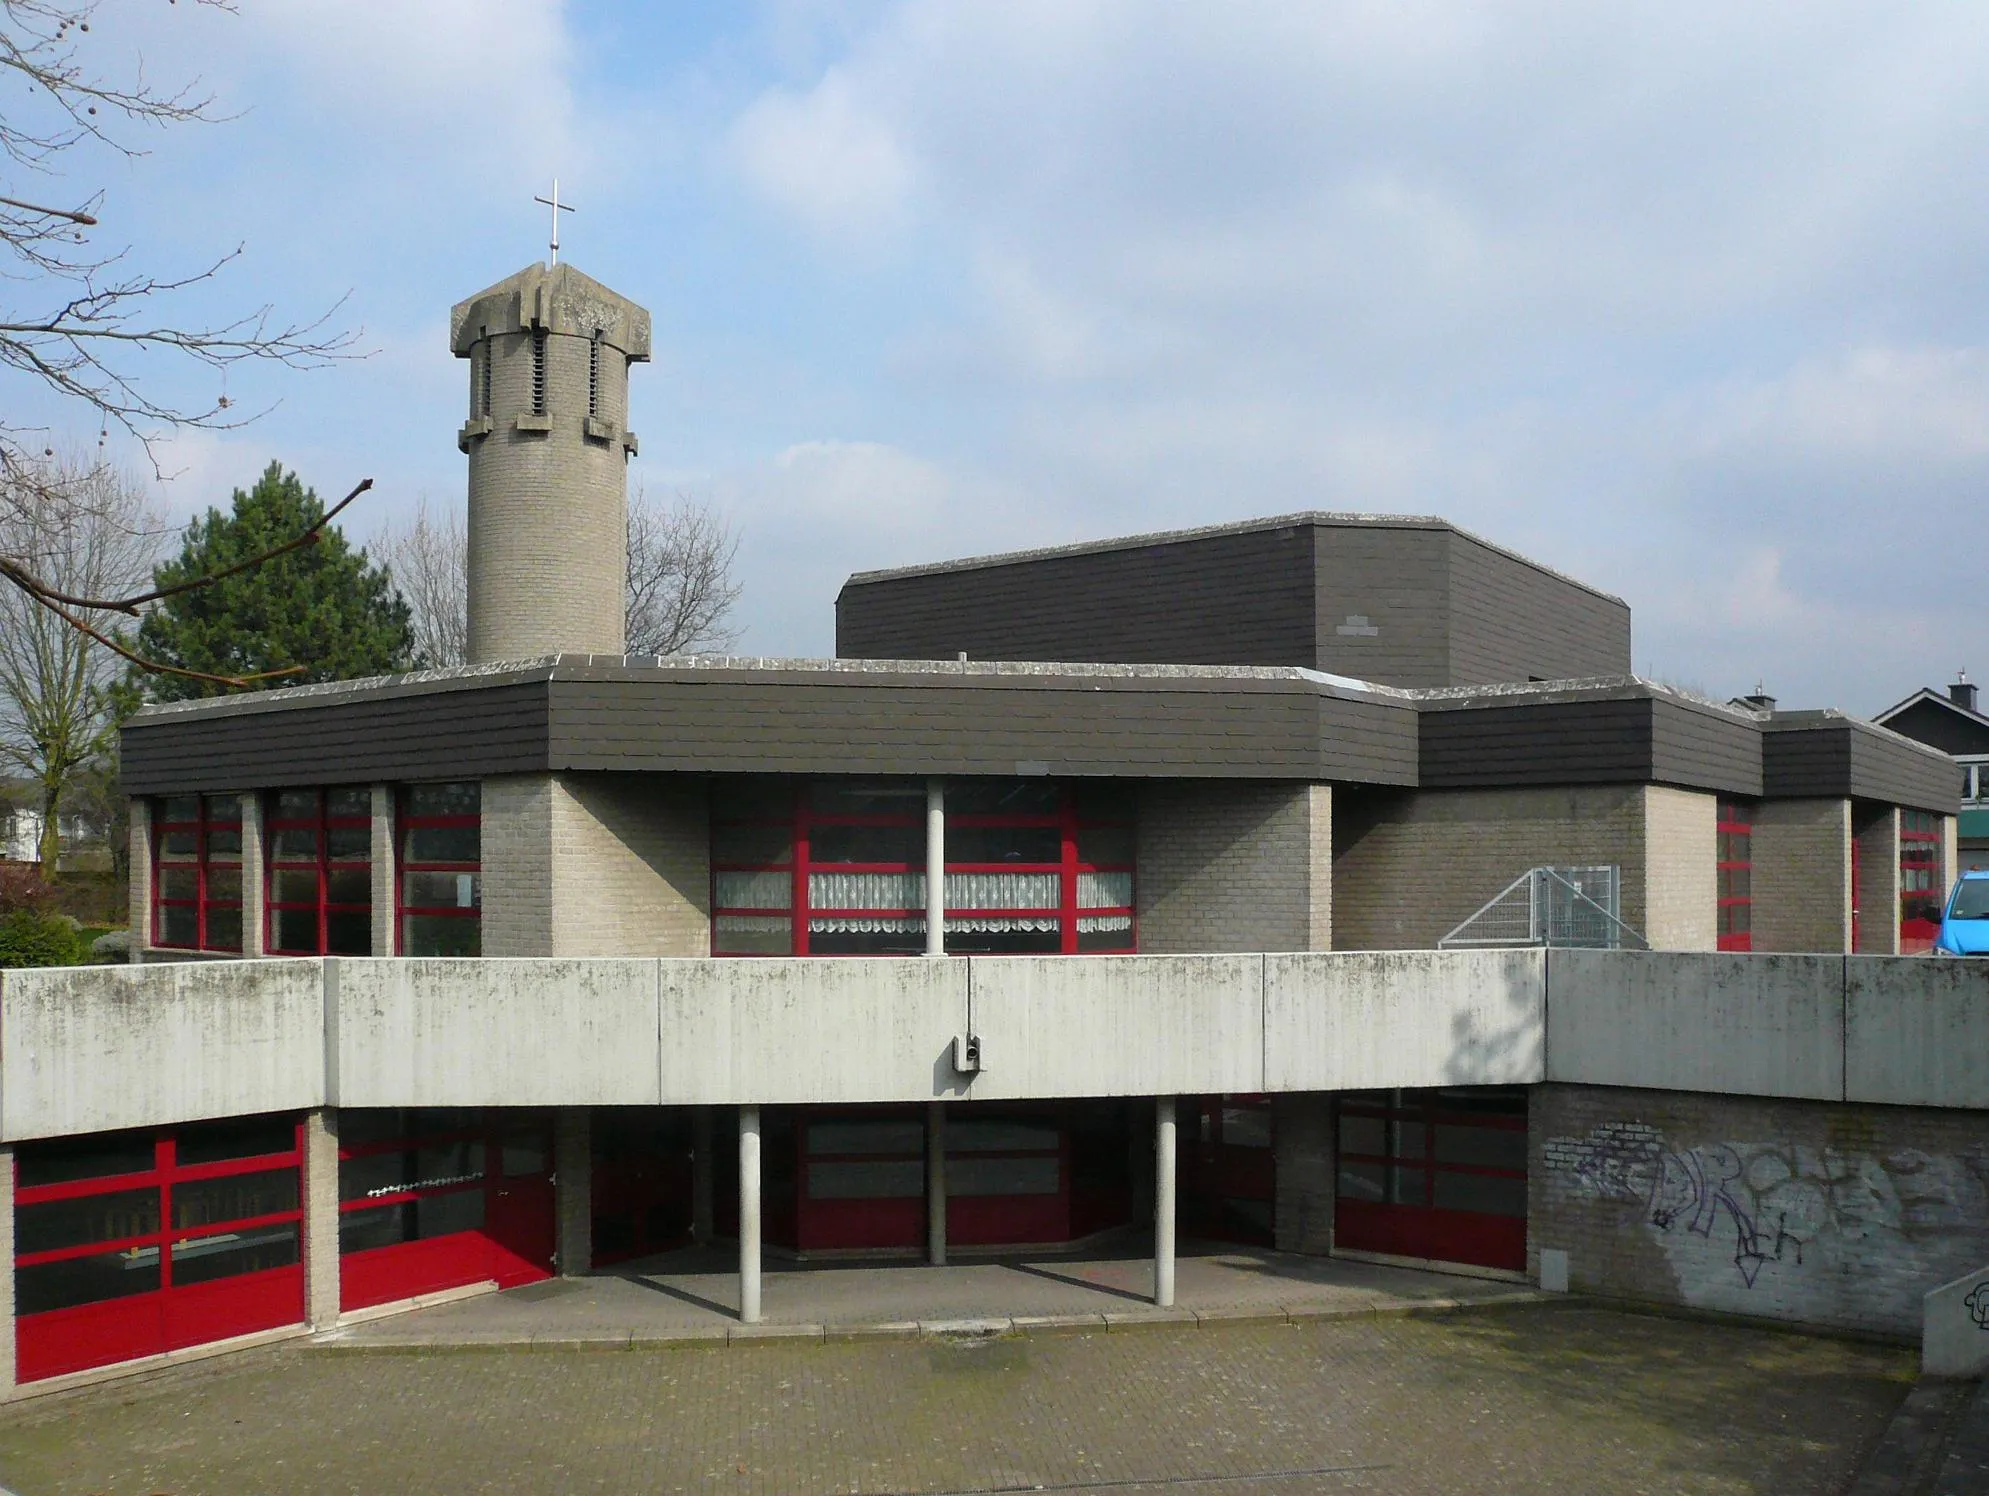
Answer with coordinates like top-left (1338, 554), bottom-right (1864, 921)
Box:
top-left (0, 949), bottom-right (1984, 1142)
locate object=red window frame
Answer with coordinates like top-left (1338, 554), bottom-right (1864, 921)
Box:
top-left (1717, 800), bottom-right (1753, 953)
top-left (1901, 810), bottom-right (1943, 955)
top-left (265, 788), bottom-right (374, 956)
top-left (396, 783), bottom-right (481, 956)
top-left (1333, 1088), bottom-right (1528, 1272)
top-left (14, 1117), bottom-right (304, 1382)
top-left (335, 1109), bottom-right (554, 1311)
top-left (151, 794), bottom-right (243, 953)
top-left (709, 779), bottom-right (1135, 956)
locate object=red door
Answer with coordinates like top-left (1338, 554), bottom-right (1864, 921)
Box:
top-left (1180, 1097), bottom-right (1276, 1246)
top-left (1334, 1089), bottom-right (1527, 1271)
top-left (487, 1121), bottom-right (556, 1286)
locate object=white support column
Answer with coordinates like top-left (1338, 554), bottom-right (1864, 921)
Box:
top-left (127, 798), bottom-right (151, 963)
top-left (927, 1100), bottom-right (947, 1266)
top-left (302, 1109), bottom-right (340, 1331)
top-left (1154, 1096), bottom-right (1177, 1308)
top-left (555, 1108), bottom-right (592, 1278)
top-left (691, 1106), bottom-right (715, 1247)
top-left (925, 778), bottom-right (948, 1264)
top-left (369, 785), bottom-right (395, 957)
top-left (925, 777), bottom-right (945, 957)
top-left (738, 1105), bottom-right (762, 1324)
top-left (240, 792), bottom-right (266, 958)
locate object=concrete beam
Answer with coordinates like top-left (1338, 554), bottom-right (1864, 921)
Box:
top-left (1847, 956), bottom-right (1989, 1109)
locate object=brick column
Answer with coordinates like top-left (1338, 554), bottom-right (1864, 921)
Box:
top-left (369, 785), bottom-right (395, 957)
top-left (1751, 798), bottom-right (1851, 953)
top-left (555, 1108), bottom-right (592, 1277)
top-left (0, 1143), bottom-right (14, 1396)
top-left (127, 798), bottom-right (151, 963)
top-left (1853, 805), bottom-right (1900, 955)
top-left (1273, 1094), bottom-right (1335, 1255)
top-left (302, 1110), bottom-right (340, 1330)
top-left (240, 793), bottom-right (266, 958)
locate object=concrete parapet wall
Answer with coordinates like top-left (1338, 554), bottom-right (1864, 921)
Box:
top-left (1847, 956), bottom-right (1989, 1109)
top-left (970, 955), bottom-right (1265, 1099)
top-left (1265, 949), bottom-right (1544, 1092)
top-left (332, 958), bottom-right (660, 1108)
top-left (657, 957), bottom-right (968, 1106)
top-left (2, 949), bottom-right (1984, 1139)
top-left (1, 959), bottom-right (325, 1140)
top-left (1547, 951), bottom-right (1843, 1101)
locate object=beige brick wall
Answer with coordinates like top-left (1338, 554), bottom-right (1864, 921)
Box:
top-left (548, 774), bottom-right (709, 957)
top-left (1332, 786), bottom-right (1647, 950)
top-left (126, 797), bottom-right (150, 962)
top-left (240, 794), bottom-right (266, 958)
top-left (1642, 787), bottom-right (1716, 951)
top-left (1136, 782), bottom-right (1331, 952)
top-left (481, 775), bottom-right (557, 956)
top-left (482, 772), bottom-right (709, 958)
top-left (1852, 804), bottom-right (1899, 955)
top-left (369, 785), bottom-right (396, 957)
top-left (1751, 798), bottom-right (1850, 954)
top-left (303, 1109), bottom-right (340, 1329)
top-left (1533, 1083), bottom-right (1989, 1338)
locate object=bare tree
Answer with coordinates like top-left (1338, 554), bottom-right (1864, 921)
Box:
top-left (0, 0), bottom-right (363, 681)
top-left (625, 487), bottom-right (743, 656)
top-left (372, 488), bottom-right (744, 665)
top-left (0, 453), bottom-right (161, 867)
top-left (373, 498), bottom-right (467, 669)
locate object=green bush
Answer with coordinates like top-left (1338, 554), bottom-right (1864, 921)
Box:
top-left (0, 910), bottom-right (89, 969)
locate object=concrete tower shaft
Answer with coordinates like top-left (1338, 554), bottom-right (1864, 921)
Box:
top-left (451, 262), bottom-right (651, 664)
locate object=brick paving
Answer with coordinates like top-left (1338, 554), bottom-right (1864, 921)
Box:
top-left (0, 1303), bottom-right (1913, 1495)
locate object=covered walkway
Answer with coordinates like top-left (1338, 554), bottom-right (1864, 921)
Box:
top-left (317, 1243), bottom-right (1543, 1348)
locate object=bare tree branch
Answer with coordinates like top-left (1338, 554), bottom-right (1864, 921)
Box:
top-left (625, 486), bottom-right (743, 656)
top-left (371, 497), bottom-right (467, 669)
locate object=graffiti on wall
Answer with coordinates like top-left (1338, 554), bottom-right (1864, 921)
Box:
top-left (1551, 1120), bottom-right (1987, 1311)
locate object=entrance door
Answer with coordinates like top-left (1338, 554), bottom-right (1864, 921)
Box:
top-left (1333, 1089), bottom-right (1526, 1271)
top-left (486, 1118), bottom-right (556, 1286)
top-left (1180, 1096), bottom-right (1275, 1246)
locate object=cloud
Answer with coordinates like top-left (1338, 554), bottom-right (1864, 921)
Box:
top-left (729, 68), bottom-right (918, 246)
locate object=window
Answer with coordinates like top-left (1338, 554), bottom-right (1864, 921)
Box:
top-left (1333, 1088), bottom-right (1528, 1271)
top-left (398, 783), bottom-right (480, 956)
top-left (1901, 810), bottom-right (1943, 954)
top-left (152, 794), bottom-right (243, 952)
top-left (476, 327), bottom-right (491, 417)
top-left (14, 1115), bottom-right (303, 1382)
top-left (265, 788), bottom-right (373, 956)
top-left (1717, 800), bottom-right (1753, 953)
top-left (709, 778), bottom-right (1136, 956)
top-left (1964, 763), bottom-right (1983, 807)
top-left (530, 327), bottom-right (547, 415)
top-left (587, 331), bottom-right (601, 417)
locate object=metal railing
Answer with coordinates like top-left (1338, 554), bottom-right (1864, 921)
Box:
top-left (1438, 866), bottom-right (1649, 950)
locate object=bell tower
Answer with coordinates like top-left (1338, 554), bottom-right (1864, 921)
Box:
top-left (451, 261), bottom-right (650, 663)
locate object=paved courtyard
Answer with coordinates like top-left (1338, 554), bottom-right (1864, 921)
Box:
top-left (0, 1300), bottom-right (1914, 1495)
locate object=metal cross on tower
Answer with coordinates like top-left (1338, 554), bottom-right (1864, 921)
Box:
top-left (534, 179), bottom-right (576, 266)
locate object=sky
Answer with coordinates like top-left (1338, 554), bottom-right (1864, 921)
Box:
top-left (15, 1), bottom-right (1989, 713)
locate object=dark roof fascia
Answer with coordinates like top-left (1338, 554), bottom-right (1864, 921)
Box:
top-left (1414, 677), bottom-right (1762, 795)
top-left (1761, 711), bottom-right (1960, 814)
top-left (840, 512), bottom-right (1627, 610)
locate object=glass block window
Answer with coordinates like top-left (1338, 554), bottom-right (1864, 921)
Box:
top-left (1900, 810), bottom-right (1943, 955)
top-left (151, 794), bottom-right (243, 952)
top-left (710, 778), bottom-right (1136, 956)
top-left (266, 788), bottom-right (373, 956)
top-left (1717, 800), bottom-right (1753, 953)
top-left (398, 783), bottom-right (480, 956)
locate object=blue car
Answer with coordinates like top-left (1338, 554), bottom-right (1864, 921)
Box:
top-left (1935, 870), bottom-right (1989, 955)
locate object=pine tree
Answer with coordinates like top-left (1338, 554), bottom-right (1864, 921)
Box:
top-left (136, 463), bottom-right (415, 700)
